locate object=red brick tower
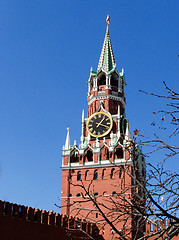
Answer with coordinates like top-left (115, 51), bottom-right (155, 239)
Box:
top-left (61, 17), bottom-right (145, 240)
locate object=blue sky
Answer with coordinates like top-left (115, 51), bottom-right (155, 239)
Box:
top-left (0, 0), bottom-right (178, 212)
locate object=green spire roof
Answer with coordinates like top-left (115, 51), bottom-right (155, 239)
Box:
top-left (97, 20), bottom-right (116, 73)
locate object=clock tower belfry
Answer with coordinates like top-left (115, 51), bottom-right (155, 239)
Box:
top-left (61, 17), bottom-right (145, 240)
top-left (87, 18), bottom-right (125, 119)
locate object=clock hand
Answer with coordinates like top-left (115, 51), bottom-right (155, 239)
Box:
top-left (96, 116), bottom-right (105, 128)
top-left (96, 122), bottom-right (110, 129)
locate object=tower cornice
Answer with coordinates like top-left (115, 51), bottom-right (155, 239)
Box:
top-left (88, 94), bottom-right (125, 106)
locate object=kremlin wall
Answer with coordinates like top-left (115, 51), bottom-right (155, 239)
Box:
top-left (0, 200), bottom-right (102, 239)
top-left (0, 200), bottom-right (177, 239)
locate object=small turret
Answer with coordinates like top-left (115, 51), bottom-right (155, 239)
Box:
top-left (64, 127), bottom-right (70, 151)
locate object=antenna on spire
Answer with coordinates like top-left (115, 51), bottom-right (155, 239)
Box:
top-left (106, 15), bottom-right (110, 32)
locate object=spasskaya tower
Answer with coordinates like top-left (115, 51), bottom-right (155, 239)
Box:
top-left (61, 16), bottom-right (145, 240)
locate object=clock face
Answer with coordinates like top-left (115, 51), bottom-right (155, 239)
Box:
top-left (86, 112), bottom-right (113, 138)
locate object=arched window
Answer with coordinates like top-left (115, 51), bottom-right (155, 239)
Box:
top-left (99, 74), bottom-right (106, 85)
top-left (115, 148), bottom-right (123, 159)
top-left (94, 170), bottom-right (98, 180)
top-left (112, 191), bottom-right (117, 196)
top-left (94, 192), bottom-right (98, 197)
top-left (110, 168), bottom-right (115, 179)
top-left (119, 167), bottom-right (122, 178)
top-left (69, 193), bottom-right (72, 198)
top-left (111, 74), bottom-right (118, 87)
top-left (85, 170), bottom-right (89, 181)
top-left (102, 169), bottom-right (106, 179)
top-left (101, 148), bottom-right (109, 161)
top-left (76, 193), bottom-right (81, 197)
top-left (86, 150), bottom-right (93, 162)
top-left (106, 148), bottom-right (109, 160)
top-left (90, 79), bottom-right (93, 87)
top-left (70, 150), bottom-right (79, 163)
top-left (77, 171), bottom-right (81, 181)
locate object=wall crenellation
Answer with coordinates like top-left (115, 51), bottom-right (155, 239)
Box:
top-left (1, 200), bottom-right (175, 239)
top-left (145, 219), bottom-right (171, 235)
top-left (0, 200), bottom-right (96, 235)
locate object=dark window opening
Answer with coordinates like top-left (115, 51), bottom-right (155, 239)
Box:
top-left (94, 192), bottom-right (98, 197)
top-left (102, 169), bottom-right (106, 179)
top-left (94, 170), bottom-right (98, 180)
top-left (115, 148), bottom-right (123, 159)
top-left (96, 213), bottom-right (98, 218)
top-left (86, 150), bottom-right (93, 162)
top-left (99, 74), bottom-right (106, 85)
top-left (77, 171), bottom-right (81, 181)
top-left (85, 170), bottom-right (89, 180)
top-left (110, 168), bottom-right (115, 179)
top-left (69, 193), bottom-right (72, 198)
top-left (111, 75), bottom-right (118, 87)
top-left (90, 79), bottom-right (93, 87)
top-left (112, 191), bottom-right (117, 196)
top-left (119, 167), bottom-right (123, 178)
top-left (76, 193), bottom-right (81, 197)
top-left (106, 148), bottom-right (109, 160)
top-left (70, 151), bottom-right (79, 163)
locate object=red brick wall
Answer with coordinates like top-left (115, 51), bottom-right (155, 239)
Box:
top-left (0, 200), bottom-right (101, 240)
top-left (61, 165), bottom-right (133, 240)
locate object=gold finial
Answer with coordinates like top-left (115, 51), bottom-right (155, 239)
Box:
top-left (106, 15), bottom-right (110, 32)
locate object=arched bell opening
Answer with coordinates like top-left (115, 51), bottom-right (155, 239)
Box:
top-left (99, 74), bottom-right (106, 85)
top-left (90, 78), bottom-right (93, 91)
top-left (110, 72), bottom-right (118, 90)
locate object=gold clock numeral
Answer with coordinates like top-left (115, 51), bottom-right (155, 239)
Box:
top-left (94, 116), bottom-right (97, 119)
top-left (88, 124), bottom-right (92, 127)
top-left (98, 132), bottom-right (101, 135)
top-left (89, 128), bottom-right (93, 132)
top-left (106, 122), bottom-right (110, 125)
top-left (103, 130), bottom-right (106, 133)
top-left (93, 130), bottom-right (96, 135)
top-left (99, 114), bottom-right (101, 118)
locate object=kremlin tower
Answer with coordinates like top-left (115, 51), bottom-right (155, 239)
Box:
top-left (61, 16), bottom-right (145, 240)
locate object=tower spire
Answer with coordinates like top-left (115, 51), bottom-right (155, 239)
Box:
top-left (106, 14), bottom-right (110, 33)
top-left (97, 15), bottom-right (116, 73)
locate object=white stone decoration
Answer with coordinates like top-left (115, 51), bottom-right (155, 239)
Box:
top-left (64, 127), bottom-right (70, 151)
